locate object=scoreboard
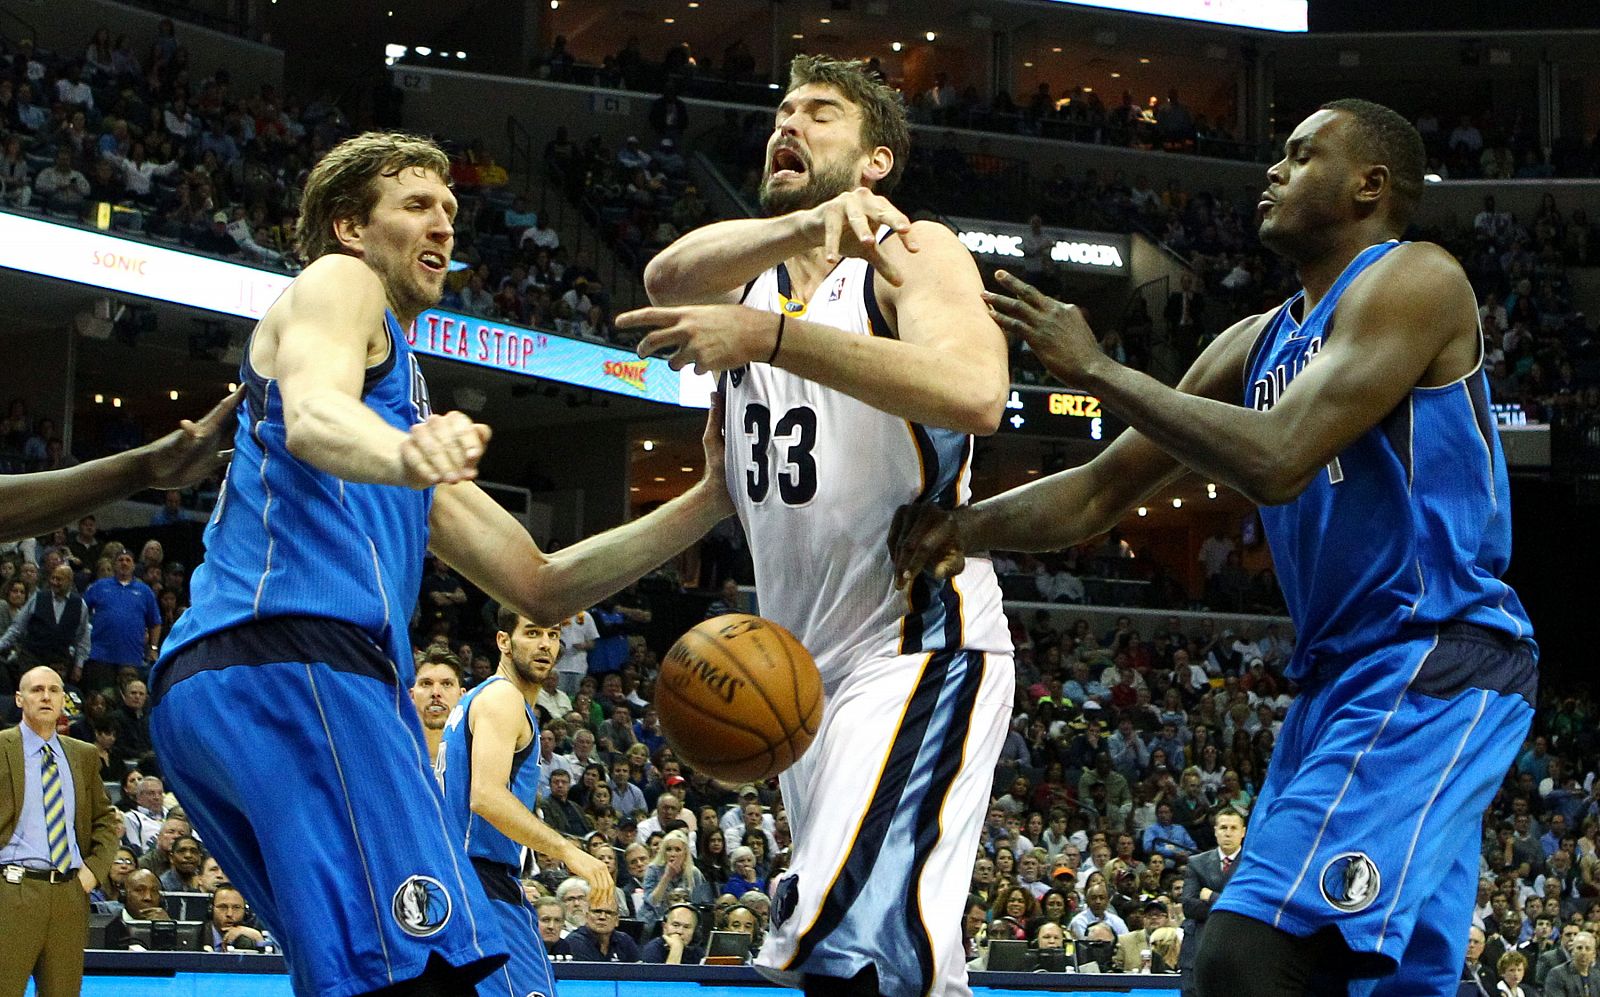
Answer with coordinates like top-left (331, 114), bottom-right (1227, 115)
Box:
top-left (996, 386), bottom-right (1126, 441)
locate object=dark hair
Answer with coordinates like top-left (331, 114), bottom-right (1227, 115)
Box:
top-left (786, 54), bottom-right (910, 194)
top-left (1318, 98), bottom-right (1426, 230)
top-left (417, 648), bottom-right (463, 681)
top-left (1214, 805), bottom-right (1247, 826)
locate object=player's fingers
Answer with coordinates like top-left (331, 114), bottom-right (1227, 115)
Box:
top-left (934, 550), bottom-right (967, 581)
top-left (398, 436), bottom-right (444, 486)
top-left (613, 306), bottom-right (676, 330)
top-left (995, 269), bottom-right (1054, 311)
top-left (869, 241), bottom-right (905, 287)
top-left (433, 413), bottom-right (476, 480)
top-left (822, 204), bottom-right (843, 265)
top-left (980, 289), bottom-right (1030, 320)
top-left (195, 386), bottom-right (246, 430)
top-left (844, 200), bottom-right (874, 247)
top-left (636, 327), bottom-right (686, 360)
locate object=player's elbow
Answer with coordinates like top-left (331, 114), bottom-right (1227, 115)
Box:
top-left (643, 254), bottom-right (686, 305)
top-left (1247, 458), bottom-right (1318, 507)
top-left (957, 379), bottom-right (1008, 436)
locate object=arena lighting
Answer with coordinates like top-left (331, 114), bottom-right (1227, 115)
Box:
top-left (1137, 506), bottom-right (1147, 516)
top-left (680, 466), bottom-right (694, 472)
top-left (169, 390), bottom-right (179, 400)
top-left (793, 33), bottom-right (804, 38)
top-left (455, 51), bottom-right (466, 59)
top-left (891, 41), bottom-right (902, 51)
top-left (925, 30), bottom-right (936, 41)
top-left (1425, 173), bottom-right (1443, 183)
top-left (94, 394), bottom-right (104, 404)
top-left (1036, 0), bottom-right (1305, 32)
top-left (653, 476), bottom-right (666, 483)
top-left (1172, 497), bottom-right (1183, 508)
top-left (642, 440), bottom-right (655, 451)
top-left (414, 46), bottom-right (432, 55)
top-left (1051, 46), bottom-right (1062, 52)
top-left (630, 486), bottom-right (640, 492)
top-left (1139, 57), bottom-right (1151, 63)
top-left (664, 17), bottom-right (675, 23)
top-left (820, 17), bottom-right (831, 23)
top-left (113, 397), bottom-right (122, 408)
top-left (228, 383), bottom-right (238, 392)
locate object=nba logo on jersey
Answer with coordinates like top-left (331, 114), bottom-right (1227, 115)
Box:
top-left (827, 275), bottom-right (847, 302)
top-left (391, 875), bottom-right (452, 936)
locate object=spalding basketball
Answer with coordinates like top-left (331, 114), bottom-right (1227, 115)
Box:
top-left (656, 614), bottom-right (822, 783)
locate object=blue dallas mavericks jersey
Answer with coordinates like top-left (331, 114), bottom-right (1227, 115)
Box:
top-left (159, 311), bottom-right (434, 681)
top-left (438, 676), bottom-right (543, 870)
top-left (1243, 240), bottom-right (1534, 680)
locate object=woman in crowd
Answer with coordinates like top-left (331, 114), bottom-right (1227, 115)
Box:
top-left (697, 827), bottom-right (730, 891)
top-left (723, 845), bottom-right (766, 898)
top-left (640, 829), bottom-right (713, 931)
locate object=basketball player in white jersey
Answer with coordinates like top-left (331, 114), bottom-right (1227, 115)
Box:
top-left (615, 55), bottom-right (1015, 997)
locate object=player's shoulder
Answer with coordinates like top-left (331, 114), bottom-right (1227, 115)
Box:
top-left (282, 254), bottom-right (386, 310)
top-left (1353, 240), bottom-right (1471, 304)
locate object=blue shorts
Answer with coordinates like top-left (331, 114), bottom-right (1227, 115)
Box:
top-left (1214, 623), bottom-right (1535, 995)
top-left (472, 861), bottom-right (559, 997)
top-left (149, 618), bottom-right (508, 997)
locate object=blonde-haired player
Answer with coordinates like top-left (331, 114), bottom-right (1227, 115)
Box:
top-left (618, 55), bottom-right (1014, 997)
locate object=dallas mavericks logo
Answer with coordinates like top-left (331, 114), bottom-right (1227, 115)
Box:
top-left (392, 875), bottom-right (452, 936)
top-left (770, 873), bottom-right (799, 930)
top-left (1318, 852), bottom-right (1381, 913)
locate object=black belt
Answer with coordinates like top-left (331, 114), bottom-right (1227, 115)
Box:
top-left (2, 864), bottom-right (75, 884)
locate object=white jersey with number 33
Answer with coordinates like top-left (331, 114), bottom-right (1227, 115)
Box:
top-left (722, 256), bottom-right (1011, 685)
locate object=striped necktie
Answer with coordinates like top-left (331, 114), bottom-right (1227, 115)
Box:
top-left (40, 744), bottom-right (71, 873)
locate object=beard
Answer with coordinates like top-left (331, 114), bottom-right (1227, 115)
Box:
top-left (759, 155), bottom-right (861, 216)
top-left (509, 651), bottom-right (554, 689)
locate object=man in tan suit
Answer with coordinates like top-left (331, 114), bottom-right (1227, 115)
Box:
top-left (1118, 897), bottom-right (1176, 972)
top-left (0, 665), bottom-right (121, 995)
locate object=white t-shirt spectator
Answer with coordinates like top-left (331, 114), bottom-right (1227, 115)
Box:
top-left (559, 612), bottom-right (599, 679)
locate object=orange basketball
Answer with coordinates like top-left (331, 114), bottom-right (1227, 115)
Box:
top-left (655, 614), bottom-right (822, 783)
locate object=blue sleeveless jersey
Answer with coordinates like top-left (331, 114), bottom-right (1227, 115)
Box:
top-left (1242, 240), bottom-right (1534, 681)
top-left (438, 676), bottom-right (544, 871)
top-left (157, 310), bottom-right (434, 682)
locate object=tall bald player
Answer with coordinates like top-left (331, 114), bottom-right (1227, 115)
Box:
top-left (892, 99), bottom-right (1535, 997)
top-left (618, 55), bottom-right (1014, 997)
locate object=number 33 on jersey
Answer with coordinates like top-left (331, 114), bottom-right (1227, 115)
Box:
top-left (724, 259), bottom-right (1010, 680)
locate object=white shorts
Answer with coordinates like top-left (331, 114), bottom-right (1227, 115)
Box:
top-left (755, 648), bottom-right (1015, 997)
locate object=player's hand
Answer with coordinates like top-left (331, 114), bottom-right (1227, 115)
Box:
top-left (142, 386), bottom-right (244, 489)
top-left (983, 271), bottom-right (1105, 384)
top-left (565, 849), bottom-right (615, 910)
top-left (399, 412), bottom-right (492, 487)
top-left (696, 391), bottom-right (735, 519)
top-left (802, 187), bottom-right (919, 285)
top-left (618, 304), bottom-right (777, 374)
top-left (77, 866), bottom-right (97, 894)
top-left (889, 503), bottom-right (968, 590)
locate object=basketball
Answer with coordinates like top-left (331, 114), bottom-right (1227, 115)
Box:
top-left (655, 614), bottom-right (822, 783)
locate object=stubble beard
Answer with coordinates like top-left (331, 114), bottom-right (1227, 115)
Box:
top-left (759, 156), bottom-right (862, 217)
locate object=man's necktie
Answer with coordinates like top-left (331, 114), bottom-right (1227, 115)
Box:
top-left (40, 745), bottom-right (71, 873)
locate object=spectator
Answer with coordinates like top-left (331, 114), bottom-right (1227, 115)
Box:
top-left (83, 552), bottom-right (160, 695)
top-left (538, 769), bottom-right (588, 839)
top-left (122, 775), bottom-right (167, 850)
top-left (640, 829), bottom-right (714, 931)
top-left (0, 564), bottom-right (89, 681)
top-left (205, 886), bottom-right (271, 953)
top-left (33, 148), bottom-right (90, 214)
top-left (138, 815), bottom-right (189, 876)
top-left (558, 891), bottom-right (639, 962)
top-left (641, 903), bottom-right (704, 964)
top-left (557, 611), bottom-right (598, 698)
top-left (103, 870), bottom-right (173, 949)
top-left (1067, 882), bottom-right (1127, 938)
top-left (158, 835), bottom-right (205, 893)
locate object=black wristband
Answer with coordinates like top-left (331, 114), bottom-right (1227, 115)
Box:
top-left (768, 313), bottom-right (785, 365)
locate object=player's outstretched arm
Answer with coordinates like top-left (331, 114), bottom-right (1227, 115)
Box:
top-left (0, 388), bottom-right (242, 543)
top-left (643, 187), bottom-right (918, 306)
top-left (275, 256), bottom-right (489, 488)
top-left (429, 394), bottom-right (734, 624)
top-left (621, 221), bottom-right (1006, 435)
top-left (987, 242), bottom-right (1475, 506)
top-left (467, 681), bottom-right (615, 906)
top-left (889, 312), bottom-right (1264, 586)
